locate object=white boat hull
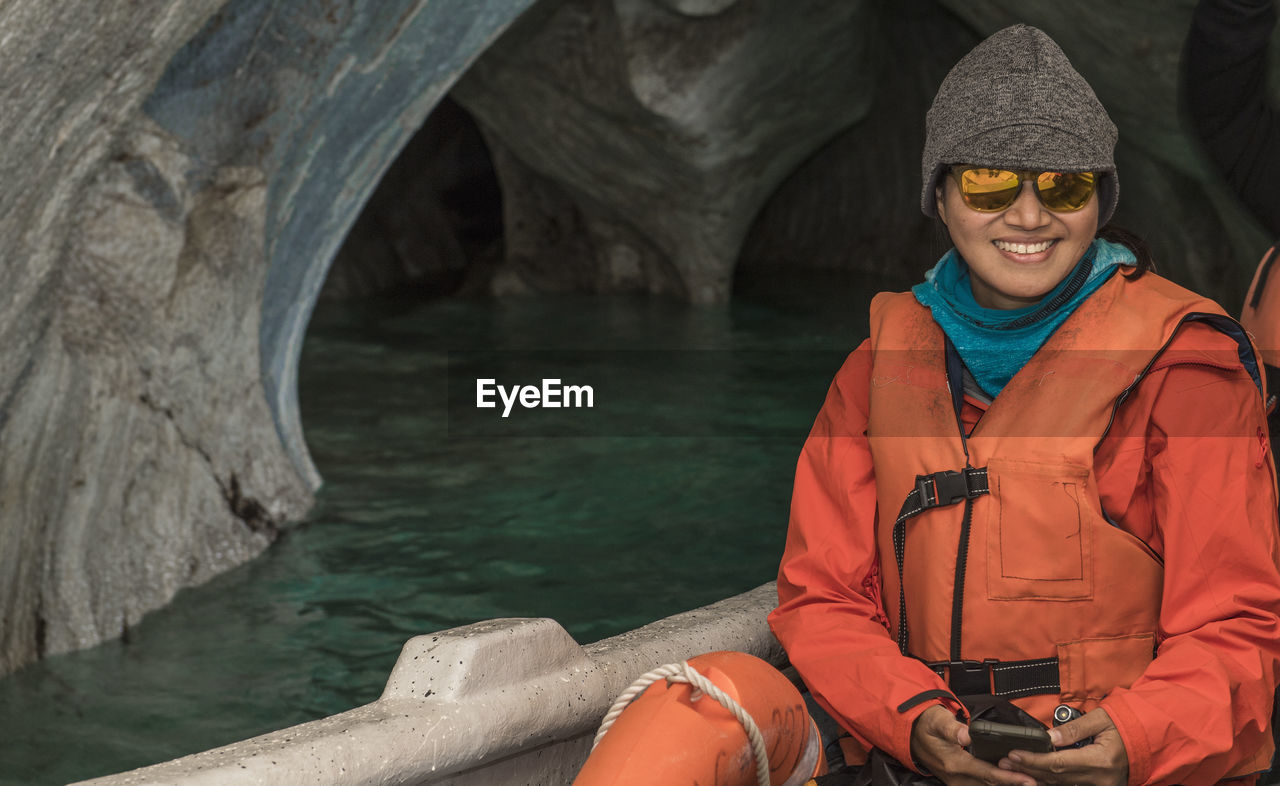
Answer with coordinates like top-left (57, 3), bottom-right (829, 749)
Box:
top-left (77, 583), bottom-right (783, 785)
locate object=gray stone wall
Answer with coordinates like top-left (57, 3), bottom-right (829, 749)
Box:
top-left (452, 0), bottom-right (880, 303)
top-left (0, 0), bottom-right (235, 673)
top-left (0, 0), bottom-right (539, 675)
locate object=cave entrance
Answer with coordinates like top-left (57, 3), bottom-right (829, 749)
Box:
top-left (320, 97), bottom-right (503, 303)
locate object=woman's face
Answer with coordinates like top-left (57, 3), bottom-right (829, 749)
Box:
top-left (935, 173), bottom-right (1099, 310)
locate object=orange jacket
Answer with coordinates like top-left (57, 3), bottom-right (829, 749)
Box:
top-left (769, 271), bottom-right (1280, 785)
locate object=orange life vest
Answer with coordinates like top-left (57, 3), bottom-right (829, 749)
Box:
top-left (865, 271), bottom-right (1264, 740)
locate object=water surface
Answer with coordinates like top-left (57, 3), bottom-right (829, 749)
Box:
top-left (0, 271), bottom-right (890, 784)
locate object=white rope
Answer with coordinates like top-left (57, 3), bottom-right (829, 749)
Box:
top-left (591, 660), bottom-right (771, 786)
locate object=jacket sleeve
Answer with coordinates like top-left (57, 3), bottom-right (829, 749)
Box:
top-left (1099, 328), bottom-right (1280, 785)
top-left (768, 342), bottom-right (964, 769)
top-left (1182, 0), bottom-right (1280, 235)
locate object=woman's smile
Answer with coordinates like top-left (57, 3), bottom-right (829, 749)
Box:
top-left (992, 237), bottom-right (1058, 259)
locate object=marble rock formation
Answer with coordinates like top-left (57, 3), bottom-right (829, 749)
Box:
top-left (0, 0), bottom-right (538, 676)
top-left (0, 0), bottom-right (245, 676)
top-left (47, 120), bottom-right (310, 661)
top-left (452, 0), bottom-right (880, 304)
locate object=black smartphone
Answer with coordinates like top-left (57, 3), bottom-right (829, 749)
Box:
top-left (968, 719), bottom-right (1054, 763)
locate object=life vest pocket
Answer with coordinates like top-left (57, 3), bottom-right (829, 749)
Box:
top-left (985, 458), bottom-right (1095, 601)
top-left (1056, 633), bottom-right (1156, 702)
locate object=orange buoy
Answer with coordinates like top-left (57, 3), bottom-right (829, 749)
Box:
top-left (573, 651), bottom-right (826, 786)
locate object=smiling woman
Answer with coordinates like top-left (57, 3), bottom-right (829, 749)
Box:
top-left (769, 23), bottom-right (1280, 786)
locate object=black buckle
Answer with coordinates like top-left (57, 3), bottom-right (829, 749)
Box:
top-left (916, 470), bottom-right (981, 508)
top-left (934, 659), bottom-right (997, 695)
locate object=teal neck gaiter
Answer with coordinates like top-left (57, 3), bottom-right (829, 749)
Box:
top-left (911, 238), bottom-right (1133, 398)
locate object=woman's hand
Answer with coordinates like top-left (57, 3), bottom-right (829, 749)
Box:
top-left (911, 705), bottom-right (1036, 786)
top-left (1000, 708), bottom-right (1128, 786)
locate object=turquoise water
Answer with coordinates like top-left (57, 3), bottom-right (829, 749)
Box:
top-left (0, 272), bottom-right (893, 785)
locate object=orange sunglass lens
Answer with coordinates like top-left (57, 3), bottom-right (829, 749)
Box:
top-left (1035, 171), bottom-right (1096, 211)
top-left (958, 168), bottom-right (1021, 211)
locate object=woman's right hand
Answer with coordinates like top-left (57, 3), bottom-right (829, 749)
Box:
top-left (910, 706), bottom-right (1036, 786)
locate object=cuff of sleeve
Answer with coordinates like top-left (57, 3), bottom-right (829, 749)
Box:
top-left (890, 692), bottom-right (967, 774)
top-left (1101, 691), bottom-right (1151, 786)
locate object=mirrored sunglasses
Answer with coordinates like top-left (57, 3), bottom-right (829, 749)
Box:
top-left (949, 167), bottom-right (1097, 213)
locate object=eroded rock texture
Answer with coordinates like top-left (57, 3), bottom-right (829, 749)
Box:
top-left (143, 0), bottom-right (541, 496)
top-left (453, 0), bottom-right (880, 303)
top-left (47, 120), bottom-right (309, 658)
top-left (0, 0), bottom-right (240, 674)
top-left (739, 2), bottom-right (976, 287)
top-left (0, 0), bottom-right (538, 675)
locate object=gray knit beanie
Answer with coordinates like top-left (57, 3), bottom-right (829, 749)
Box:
top-left (921, 24), bottom-right (1119, 227)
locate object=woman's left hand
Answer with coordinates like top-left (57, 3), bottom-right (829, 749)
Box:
top-left (999, 708), bottom-right (1128, 786)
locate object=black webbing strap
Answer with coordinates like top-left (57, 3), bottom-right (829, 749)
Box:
top-left (926, 657), bottom-right (1061, 700)
top-left (893, 466), bottom-right (989, 654)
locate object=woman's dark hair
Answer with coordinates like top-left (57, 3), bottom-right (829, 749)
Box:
top-left (1098, 224), bottom-right (1156, 279)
